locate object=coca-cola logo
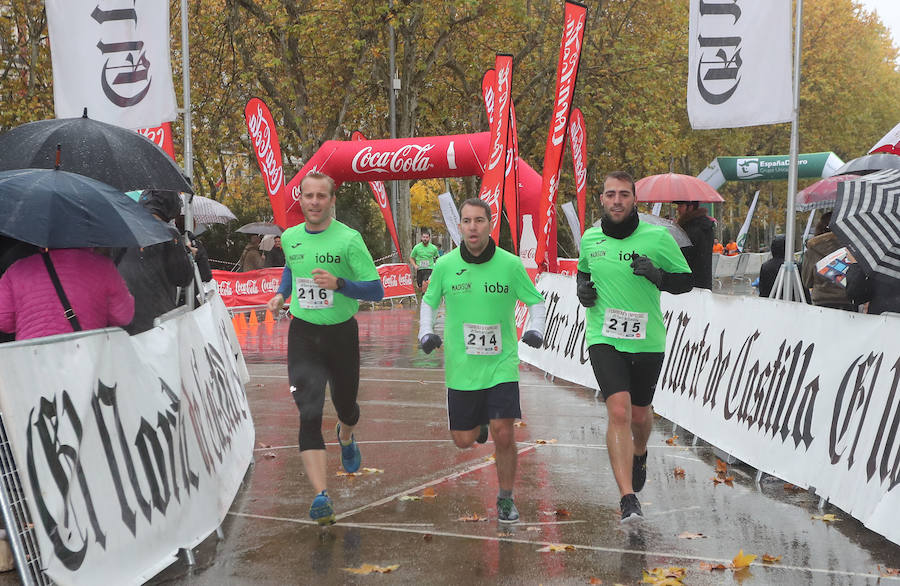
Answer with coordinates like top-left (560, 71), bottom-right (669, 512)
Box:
top-left (351, 144), bottom-right (434, 175)
top-left (550, 13), bottom-right (585, 147)
top-left (381, 268), bottom-right (413, 289)
top-left (247, 102), bottom-right (284, 197)
top-left (137, 126), bottom-right (165, 148)
top-left (569, 115), bottom-right (587, 193)
top-left (480, 184), bottom-right (502, 225)
top-left (217, 281), bottom-right (233, 296)
top-left (234, 279), bottom-right (260, 296)
top-left (371, 181), bottom-right (389, 209)
top-left (487, 64), bottom-right (511, 171)
top-left (260, 278), bottom-right (279, 294)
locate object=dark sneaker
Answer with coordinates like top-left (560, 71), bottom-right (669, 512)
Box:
top-left (497, 497), bottom-right (520, 524)
top-left (620, 493), bottom-right (642, 523)
top-left (335, 422), bottom-right (361, 473)
top-left (476, 424), bottom-right (489, 444)
top-left (633, 451), bottom-right (648, 493)
top-left (310, 491), bottom-right (335, 525)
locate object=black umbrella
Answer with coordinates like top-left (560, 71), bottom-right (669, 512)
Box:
top-left (831, 169), bottom-right (900, 281)
top-left (833, 153), bottom-right (900, 176)
top-left (236, 222), bottom-right (283, 235)
top-left (0, 168), bottom-right (176, 248)
top-left (0, 110), bottom-right (192, 193)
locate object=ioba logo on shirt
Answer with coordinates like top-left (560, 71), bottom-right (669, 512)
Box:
top-left (484, 281), bottom-right (509, 294)
top-left (316, 253), bottom-right (341, 263)
top-left (619, 250), bottom-right (641, 261)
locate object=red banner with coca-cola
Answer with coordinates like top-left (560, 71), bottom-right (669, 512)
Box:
top-left (479, 55), bottom-right (513, 244)
top-left (569, 107), bottom-right (587, 235)
top-left (212, 268), bottom-right (282, 307)
top-left (136, 123), bottom-right (175, 159)
top-left (535, 1), bottom-right (587, 273)
top-left (212, 265), bottom-right (414, 307)
top-left (244, 97), bottom-right (291, 228)
top-left (353, 131), bottom-right (402, 258)
top-left (482, 68), bottom-right (520, 252)
top-left (378, 263), bottom-right (415, 299)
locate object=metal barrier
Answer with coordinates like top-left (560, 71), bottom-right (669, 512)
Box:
top-left (0, 414), bottom-right (50, 585)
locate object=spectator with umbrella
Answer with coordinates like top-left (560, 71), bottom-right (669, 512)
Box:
top-left (265, 236), bottom-right (286, 268)
top-left (238, 234), bottom-right (265, 272)
top-left (800, 212), bottom-right (855, 311)
top-left (116, 190), bottom-right (195, 334)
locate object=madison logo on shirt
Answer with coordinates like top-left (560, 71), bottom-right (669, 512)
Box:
top-left (451, 280), bottom-right (472, 293)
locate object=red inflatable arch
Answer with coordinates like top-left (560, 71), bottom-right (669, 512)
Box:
top-left (282, 132), bottom-right (542, 231)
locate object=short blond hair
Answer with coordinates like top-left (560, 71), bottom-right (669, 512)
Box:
top-left (300, 171), bottom-right (336, 196)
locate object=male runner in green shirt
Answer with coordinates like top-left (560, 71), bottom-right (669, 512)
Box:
top-left (409, 229), bottom-right (440, 292)
top-left (576, 170), bottom-right (692, 522)
top-left (418, 198), bottom-right (546, 523)
top-left (266, 172), bottom-right (384, 525)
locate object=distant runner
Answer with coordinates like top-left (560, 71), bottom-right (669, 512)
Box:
top-left (267, 172), bottom-right (384, 525)
top-left (409, 229), bottom-right (440, 292)
top-left (576, 171), bottom-right (692, 522)
top-left (418, 198), bottom-right (545, 523)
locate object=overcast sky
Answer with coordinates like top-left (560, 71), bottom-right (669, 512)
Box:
top-left (857, 0), bottom-right (900, 48)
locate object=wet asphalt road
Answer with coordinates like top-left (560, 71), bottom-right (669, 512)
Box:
top-left (146, 297), bottom-right (900, 585)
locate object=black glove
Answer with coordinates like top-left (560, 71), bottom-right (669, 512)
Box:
top-left (420, 333), bottom-right (442, 354)
top-left (631, 255), bottom-right (662, 288)
top-left (521, 330), bottom-right (543, 348)
top-left (576, 278), bottom-right (598, 307)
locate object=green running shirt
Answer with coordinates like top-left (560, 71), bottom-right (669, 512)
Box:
top-left (577, 222), bottom-right (690, 353)
top-left (281, 220), bottom-right (380, 324)
top-left (410, 242), bottom-right (440, 269)
top-left (423, 246), bottom-right (544, 390)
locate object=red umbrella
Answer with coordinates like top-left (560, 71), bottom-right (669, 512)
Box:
top-left (635, 173), bottom-right (724, 203)
top-left (796, 174), bottom-right (861, 211)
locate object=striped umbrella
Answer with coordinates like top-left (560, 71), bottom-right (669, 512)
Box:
top-left (831, 169), bottom-right (900, 281)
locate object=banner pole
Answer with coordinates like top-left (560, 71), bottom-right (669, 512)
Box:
top-left (779, 0), bottom-right (804, 301)
top-left (181, 0), bottom-right (196, 305)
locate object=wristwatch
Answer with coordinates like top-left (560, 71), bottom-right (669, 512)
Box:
top-left (336, 277), bottom-right (346, 290)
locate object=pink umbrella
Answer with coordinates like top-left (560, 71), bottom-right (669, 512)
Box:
top-left (796, 174), bottom-right (861, 211)
top-left (635, 173), bottom-right (724, 203)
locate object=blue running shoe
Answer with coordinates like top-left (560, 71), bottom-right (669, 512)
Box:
top-left (336, 422), bottom-right (361, 473)
top-left (309, 491), bottom-right (335, 525)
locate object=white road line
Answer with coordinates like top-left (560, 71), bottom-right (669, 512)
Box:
top-left (250, 441), bottom-right (710, 453)
top-left (645, 505), bottom-right (703, 518)
top-left (665, 454), bottom-right (704, 462)
top-left (247, 373), bottom-right (583, 389)
top-left (225, 511), bottom-right (897, 581)
top-left (334, 444), bottom-right (538, 521)
top-left (254, 439), bottom-right (455, 451)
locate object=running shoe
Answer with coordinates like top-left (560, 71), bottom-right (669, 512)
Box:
top-left (632, 451), bottom-right (648, 493)
top-left (335, 422), bottom-right (361, 473)
top-left (310, 491), bottom-right (335, 525)
top-left (620, 493), bottom-right (642, 523)
top-left (476, 423), bottom-right (489, 444)
top-left (497, 497), bottom-right (520, 524)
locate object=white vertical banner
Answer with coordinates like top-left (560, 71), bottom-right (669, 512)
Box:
top-left (736, 190), bottom-right (760, 252)
top-left (561, 201), bottom-right (581, 251)
top-left (687, 0), bottom-right (792, 129)
top-left (438, 191), bottom-right (461, 246)
top-left (651, 202), bottom-right (663, 217)
top-left (45, 0), bottom-right (178, 129)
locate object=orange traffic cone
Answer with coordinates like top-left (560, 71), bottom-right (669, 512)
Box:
top-left (231, 314), bottom-right (242, 332)
top-left (248, 310), bottom-right (259, 326)
top-left (264, 310), bottom-right (275, 324)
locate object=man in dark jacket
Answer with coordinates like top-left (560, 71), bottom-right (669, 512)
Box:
top-left (117, 190), bottom-right (195, 334)
top-left (758, 235), bottom-right (785, 297)
top-left (675, 201), bottom-right (715, 289)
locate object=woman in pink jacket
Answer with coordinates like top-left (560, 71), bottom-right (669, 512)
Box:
top-left (0, 248), bottom-right (135, 341)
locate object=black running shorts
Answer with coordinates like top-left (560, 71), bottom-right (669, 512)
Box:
top-left (447, 381), bottom-right (521, 430)
top-left (416, 268), bottom-right (433, 287)
top-left (588, 343), bottom-right (664, 407)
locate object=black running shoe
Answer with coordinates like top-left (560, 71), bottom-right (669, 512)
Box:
top-left (620, 493), bottom-right (643, 523)
top-left (633, 451), bottom-right (648, 493)
top-left (476, 423), bottom-right (489, 444)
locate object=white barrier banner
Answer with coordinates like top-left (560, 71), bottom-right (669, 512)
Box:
top-left (0, 295), bottom-right (253, 585)
top-left (438, 191), bottom-right (461, 246)
top-left (520, 273), bottom-right (900, 546)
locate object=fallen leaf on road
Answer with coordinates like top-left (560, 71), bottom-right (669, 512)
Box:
top-left (715, 459), bottom-right (728, 474)
top-left (362, 467), bottom-right (383, 474)
top-left (526, 526), bottom-right (540, 532)
top-left (398, 495), bottom-right (421, 501)
top-left (537, 543), bottom-right (575, 552)
top-left (731, 549), bottom-right (757, 569)
top-left (344, 563), bottom-right (400, 575)
top-left (641, 566), bottom-right (686, 583)
top-left (784, 483), bottom-right (805, 493)
top-left (257, 442), bottom-right (272, 448)
top-left (423, 534), bottom-right (433, 541)
top-left (514, 421), bottom-right (527, 427)
top-left (812, 514), bottom-right (841, 522)
top-left (699, 562), bottom-right (727, 571)
top-left (588, 578), bottom-right (603, 584)
top-left (262, 452), bottom-right (276, 459)
top-left (762, 554), bottom-right (781, 564)
top-left (458, 514), bottom-right (488, 522)
top-left (712, 475), bottom-right (734, 486)
top-left (484, 454), bottom-right (496, 462)
top-left (534, 438), bottom-right (558, 444)
top-left (878, 565), bottom-right (900, 576)
top-left (666, 435), bottom-right (679, 445)
top-left (677, 531), bottom-right (705, 539)
top-left (540, 508), bottom-right (571, 517)
top-left (336, 470), bottom-right (362, 477)
top-left (673, 467), bottom-right (685, 478)
top-left (422, 487), bottom-right (437, 498)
